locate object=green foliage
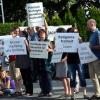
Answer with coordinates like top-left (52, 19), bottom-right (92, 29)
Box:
top-left (75, 7), bottom-right (88, 41)
top-left (89, 6), bottom-right (100, 29)
top-left (63, 9), bottom-right (76, 26)
top-left (0, 22), bottom-right (21, 35)
top-left (48, 12), bottom-right (63, 26)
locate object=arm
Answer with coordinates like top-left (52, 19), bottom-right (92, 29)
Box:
top-left (5, 77), bottom-right (10, 89)
top-left (47, 45), bottom-right (54, 52)
top-left (61, 53), bottom-right (68, 63)
top-left (44, 18), bottom-right (48, 34)
top-left (42, 13), bottom-right (48, 33)
top-left (61, 55), bottom-right (67, 63)
top-left (24, 39), bottom-right (30, 52)
top-left (91, 45), bottom-right (100, 50)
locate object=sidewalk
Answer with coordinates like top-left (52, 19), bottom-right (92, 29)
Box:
top-left (0, 79), bottom-right (94, 100)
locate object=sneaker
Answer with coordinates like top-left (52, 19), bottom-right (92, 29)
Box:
top-left (24, 93), bottom-right (33, 97)
top-left (15, 92), bottom-right (22, 96)
top-left (47, 92), bottom-right (53, 97)
top-left (0, 91), bottom-right (4, 96)
top-left (89, 95), bottom-right (100, 100)
top-left (73, 88), bottom-right (79, 94)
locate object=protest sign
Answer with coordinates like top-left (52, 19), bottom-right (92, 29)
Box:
top-left (78, 42), bottom-right (97, 64)
top-left (0, 35), bottom-right (13, 53)
top-left (29, 41), bottom-right (49, 59)
top-left (0, 39), bottom-right (4, 53)
top-left (51, 51), bottom-right (62, 63)
top-left (4, 37), bottom-right (27, 56)
top-left (55, 33), bottom-right (79, 52)
top-left (48, 25), bottom-right (72, 34)
top-left (47, 25), bottom-right (72, 41)
top-left (26, 2), bottom-right (44, 27)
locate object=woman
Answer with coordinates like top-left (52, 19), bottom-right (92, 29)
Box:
top-left (0, 68), bottom-right (16, 96)
top-left (37, 29), bottom-right (53, 97)
top-left (66, 27), bottom-right (89, 99)
top-left (15, 28), bottom-right (33, 96)
top-left (55, 28), bottom-right (71, 97)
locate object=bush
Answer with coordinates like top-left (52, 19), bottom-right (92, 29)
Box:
top-left (48, 12), bottom-right (63, 25)
top-left (75, 7), bottom-right (88, 41)
top-left (0, 22), bottom-right (21, 35)
top-left (63, 8), bottom-right (76, 26)
top-left (89, 6), bottom-right (100, 29)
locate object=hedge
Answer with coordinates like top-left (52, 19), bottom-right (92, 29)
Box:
top-left (0, 22), bottom-right (21, 35)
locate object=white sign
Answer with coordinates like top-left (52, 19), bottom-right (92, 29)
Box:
top-left (55, 33), bottom-right (79, 52)
top-left (78, 42), bottom-right (97, 64)
top-left (0, 39), bottom-right (4, 53)
top-left (48, 25), bottom-right (72, 35)
top-left (51, 51), bottom-right (62, 63)
top-left (4, 37), bottom-right (27, 56)
top-left (47, 25), bottom-right (72, 41)
top-left (26, 2), bottom-right (44, 27)
top-left (29, 41), bottom-right (49, 59)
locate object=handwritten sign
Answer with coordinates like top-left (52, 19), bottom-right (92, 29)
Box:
top-left (51, 51), bottom-right (62, 63)
top-left (26, 2), bottom-right (44, 27)
top-left (47, 25), bottom-right (72, 41)
top-left (4, 37), bottom-right (27, 56)
top-left (0, 39), bottom-right (4, 53)
top-left (55, 33), bottom-right (79, 52)
top-left (29, 41), bottom-right (49, 59)
top-left (78, 42), bottom-right (97, 64)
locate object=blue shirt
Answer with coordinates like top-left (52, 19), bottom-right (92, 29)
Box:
top-left (89, 29), bottom-right (100, 59)
top-left (31, 32), bottom-right (39, 41)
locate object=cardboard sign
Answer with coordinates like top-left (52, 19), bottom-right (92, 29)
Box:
top-left (78, 42), bottom-right (97, 64)
top-left (0, 39), bottom-right (4, 53)
top-left (47, 25), bottom-right (72, 41)
top-left (55, 33), bottom-right (79, 52)
top-left (29, 41), bottom-right (49, 59)
top-left (51, 51), bottom-right (62, 63)
top-left (4, 37), bottom-right (27, 56)
top-left (26, 2), bottom-right (44, 27)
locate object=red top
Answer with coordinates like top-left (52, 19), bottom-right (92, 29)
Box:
top-left (9, 55), bottom-right (16, 62)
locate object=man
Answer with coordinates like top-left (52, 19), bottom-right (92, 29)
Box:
top-left (87, 19), bottom-right (100, 99)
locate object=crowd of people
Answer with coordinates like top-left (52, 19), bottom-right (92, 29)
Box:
top-left (0, 18), bottom-right (100, 100)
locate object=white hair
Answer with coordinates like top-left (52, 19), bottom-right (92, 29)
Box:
top-left (87, 19), bottom-right (96, 25)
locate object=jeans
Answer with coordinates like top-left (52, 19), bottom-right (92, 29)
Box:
top-left (68, 64), bottom-right (86, 88)
top-left (39, 70), bottom-right (52, 94)
top-left (20, 67), bottom-right (33, 94)
top-left (3, 89), bottom-right (15, 95)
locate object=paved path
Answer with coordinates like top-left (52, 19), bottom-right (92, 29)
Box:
top-left (0, 79), bottom-right (94, 100)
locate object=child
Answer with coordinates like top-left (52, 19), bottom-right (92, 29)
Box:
top-left (0, 68), bottom-right (16, 96)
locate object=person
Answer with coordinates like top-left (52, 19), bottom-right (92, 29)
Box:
top-left (0, 67), bottom-right (16, 96)
top-left (55, 27), bottom-right (71, 97)
top-left (15, 29), bottom-right (33, 96)
top-left (30, 16), bottom-right (48, 83)
top-left (27, 26), bottom-right (40, 83)
top-left (66, 27), bottom-right (88, 99)
top-left (87, 19), bottom-right (100, 100)
top-left (27, 27), bottom-right (35, 41)
top-left (9, 28), bottom-right (23, 96)
top-left (36, 28), bottom-right (53, 97)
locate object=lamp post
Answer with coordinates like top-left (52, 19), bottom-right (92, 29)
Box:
top-left (0, 0), bottom-right (5, 23)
